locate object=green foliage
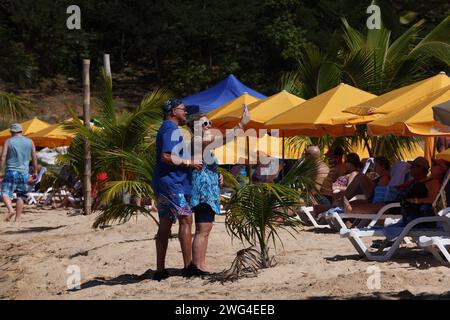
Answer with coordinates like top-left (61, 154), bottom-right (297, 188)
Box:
top-left (1, 1), bottom-right (448, 95)
top-left (225, 157), bottom-right (319, 267)
top-left (0, 91), bottom-right (32, 122)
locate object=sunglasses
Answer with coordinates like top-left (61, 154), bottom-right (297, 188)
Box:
top-left (174, 106), bottom-right (187, 113)
top-left (202, 120), bottom-right (212, 127)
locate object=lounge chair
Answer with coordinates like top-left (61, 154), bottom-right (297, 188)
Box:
top-left (340, 207), bottom-right (450, 262)
top-left (419, 236), bottom-right (450, 265)
top-left (418, 221), bottom-right (450, 265)
top-left (326, 168), bottom-right (450, 231)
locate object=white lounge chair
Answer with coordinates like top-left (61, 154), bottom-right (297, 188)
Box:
top-left (419, 235), bottom-right (450, 265)
top-left (418, 211), bottom-right (450, 265)
top-left (326, 168), bottom-right (450, 231)
top-left (300, 194), bottom-right (367, 229)
top-left (340, 207), bottom-right (450, 262)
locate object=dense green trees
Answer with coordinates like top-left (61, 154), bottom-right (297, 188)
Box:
top-left (1, 1), bottom-right (448, 95)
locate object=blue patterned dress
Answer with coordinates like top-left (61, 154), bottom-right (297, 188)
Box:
top-left (190, 151), bottom-right (221, 215)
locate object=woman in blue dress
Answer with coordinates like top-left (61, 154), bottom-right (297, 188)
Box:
top-left (187, 110), bottom-right (249, 275)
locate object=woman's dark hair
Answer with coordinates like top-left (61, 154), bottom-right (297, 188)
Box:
top-left (374, 156), bottom-right (390, 171)
top-left (331, 146), bottom-right (344, 158)
top-left (187, 112), bottom-right (208, 132)
top-left (345, 153), bottom-right (361, 169)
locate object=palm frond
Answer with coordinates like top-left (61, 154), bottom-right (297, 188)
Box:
top-left (0, 91), bottom-right (32, 121)
top-left (408, 15), bottom-right (450, 66)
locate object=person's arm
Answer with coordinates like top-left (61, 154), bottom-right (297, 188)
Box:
top-left (31, 141), bottom-right (38, 176)
top-left (0, 140), bottom-right (8, 178)
top-left (160, 127), bottom-right (203, 170)
top-left (407, 179), bottom-right (440, 204)
top-left (223, 107), bottom-right (251, 142)
top-left (161, 152), bottom-right (202, 171)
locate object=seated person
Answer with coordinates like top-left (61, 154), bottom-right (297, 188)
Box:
top-left (303, 146), bottom-right (330, 205)
top-left (320, 146), bottom-right (346, 197)
top-left (339, 156), bottom-right (391, 205)
top-left (343, 157), bottom-right (443, 216)
top-left (313, 153), bottom-right (361, 216)
top-left (28, 163), bottom-right (47, 192)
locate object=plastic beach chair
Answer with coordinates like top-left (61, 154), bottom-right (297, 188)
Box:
top-left (340, 207), bottom-right (450, 262)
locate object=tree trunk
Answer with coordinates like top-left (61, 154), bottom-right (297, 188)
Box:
top-left (82, 59), bottom-right (92, 215)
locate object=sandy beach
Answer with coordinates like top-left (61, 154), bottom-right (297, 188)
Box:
top-left (1, 206), bottom-right (450, 300)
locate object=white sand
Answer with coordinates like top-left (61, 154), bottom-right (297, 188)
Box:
top-left (1, 206), bottom-right (450, 300)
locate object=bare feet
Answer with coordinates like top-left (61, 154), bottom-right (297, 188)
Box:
top-left (4, 212), bottom-right (14, 222)
top-left (197, 265), bottom-right (213, 273)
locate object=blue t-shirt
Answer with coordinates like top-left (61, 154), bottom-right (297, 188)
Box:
top-left (152, 120), bottom-right (191, 196)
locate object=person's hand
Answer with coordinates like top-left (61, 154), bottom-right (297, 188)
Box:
top-left (219, 173), bottom-right (224, 186)
top-left (184, 159), bottom-right (203, 171)
top-left (239, 105), bottom-right (250, 128)
top-left (406, 198), bottom-right (419, 204)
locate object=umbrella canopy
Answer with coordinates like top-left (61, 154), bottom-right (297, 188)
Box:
top-left (265, 83), bottom-right (376, 137)
top-left (212, 134), bottom-right (302, 165)
top-left (432, 99), bottom-right (450, 126)
top-left (182, 74), bottom-right (266, 113)
top-left (368, 85), bottom-right (450, 136)
top-left (27, 123), bottom-right (75, 147)
top-left (0, 118), bottom-right (51, 145)
top-left (210, 90), bottom-right (305, 131)
top-left (208, 93), bottom-right (261, 129)
top-left (339, 72), bottom-right (450, 125)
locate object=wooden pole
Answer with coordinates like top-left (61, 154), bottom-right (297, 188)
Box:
top-left (246, 136), bottom-right (252, 183)
top-left (281, 130), bottom-right (285, 179)
top-left (83, 59), bottom-right (92, 215)
top-left (103, 53), bottom-right (111, 77)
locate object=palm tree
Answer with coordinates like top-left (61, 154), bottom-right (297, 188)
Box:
top-left (0, 91), bottom-right (31, 127)
top-left (283, 11), bottom-right (450, 161)
top-left (61, 69), bottom-right (170, 226)
top-left (224, 157), bottom-right (319, 268)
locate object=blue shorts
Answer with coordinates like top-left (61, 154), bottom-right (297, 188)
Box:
top-left (156, 193), bottom-right (192, 223)
top-left (1, 170), bottom-right (30, 199)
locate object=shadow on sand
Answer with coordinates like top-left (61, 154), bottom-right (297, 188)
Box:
top-left (324, 248), bottom-right (445, 270)
top-left (1, 225), bottom-right (66, 235)
top-left (309, 290), bottom-right (450, 300)
top-left (73, 268), bottom-right (185, 291)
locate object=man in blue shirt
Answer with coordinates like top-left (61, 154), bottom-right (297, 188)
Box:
top-left (153, 99), bottom-right (202, 281)
top-left (0, 123), bottom-right (38, 222)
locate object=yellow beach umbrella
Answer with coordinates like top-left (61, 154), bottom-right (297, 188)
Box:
top-left (339, 72), bottom-right (450, 125)
top-left (208, 92), bottom-right (261, 127)
top-left (210, 90), bottom-right (305, 131)
top-left (27, 123), bottom-right (75, 147)
top-left (0, 118), bottom-right (51, 145)
top-left (368, 85), bottom-right (450, 136)
top-left (265, 83), bottom-right (377, 137)
top-left (212, 134), bottom-right (302, 165)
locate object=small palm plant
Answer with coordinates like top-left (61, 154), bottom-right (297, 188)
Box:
top-left (223, 157), bottom-right (319, 269)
